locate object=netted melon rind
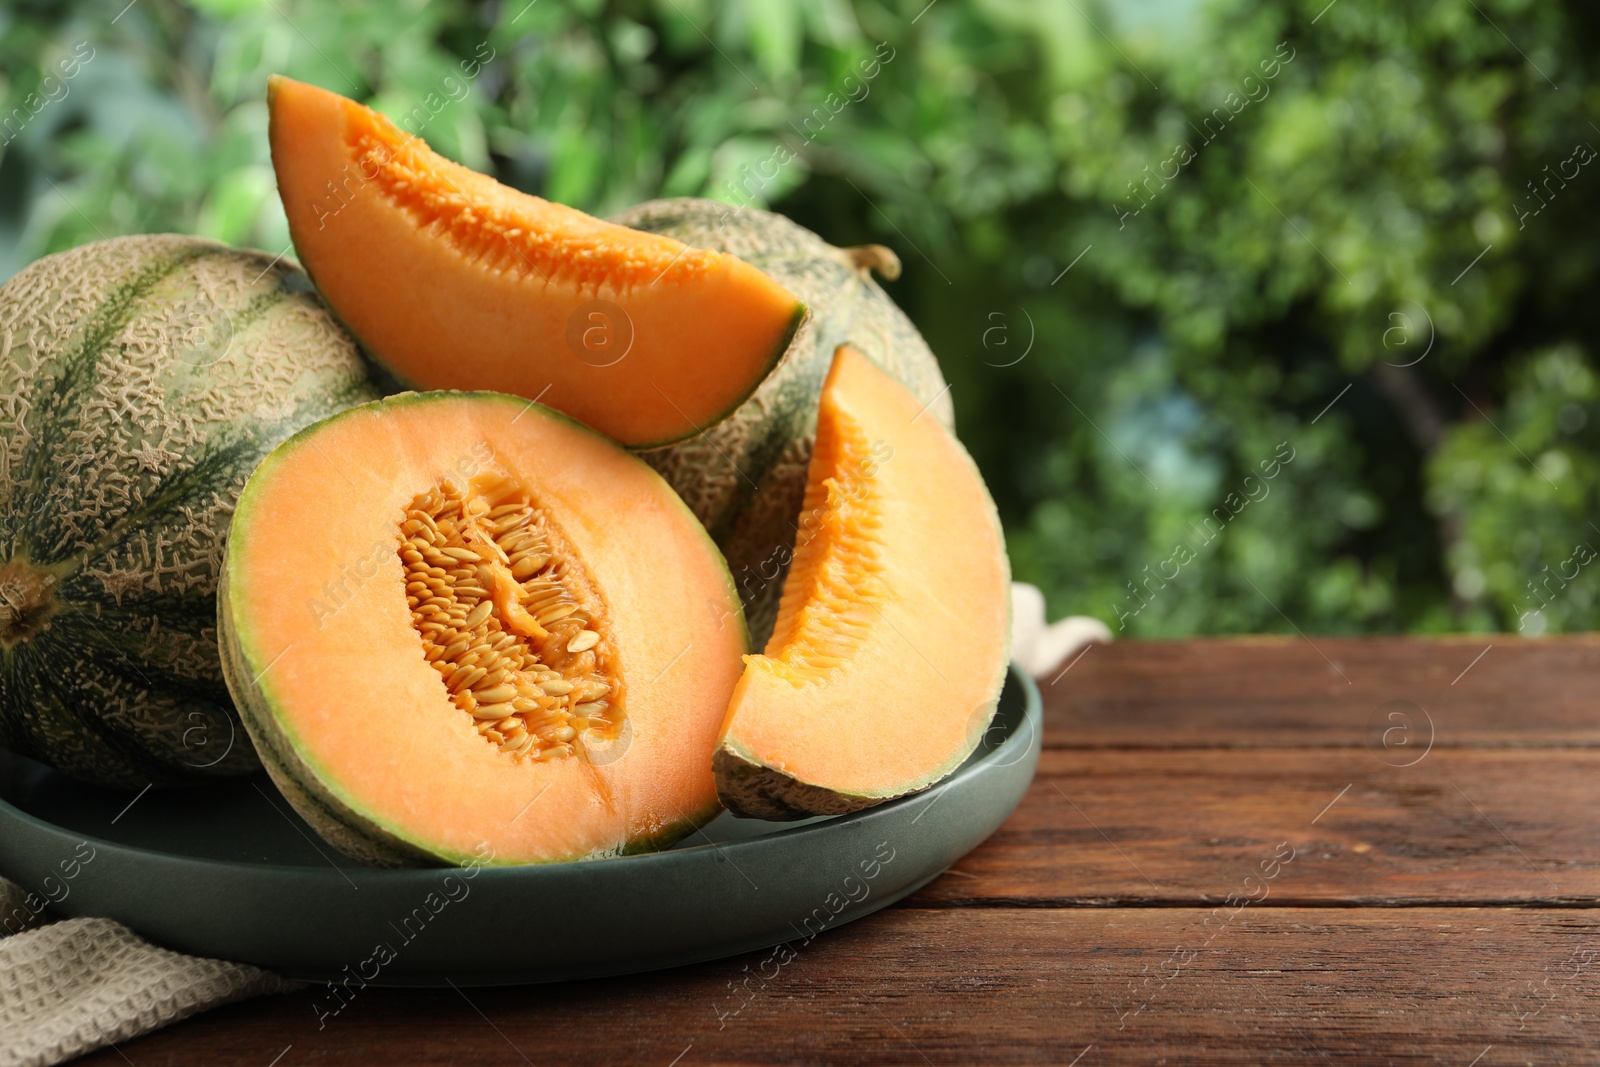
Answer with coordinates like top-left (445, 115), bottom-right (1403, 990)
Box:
top-left (611, 199), bottom-right (950, 647)
top-left (0, 235), bottom-right (378, 787)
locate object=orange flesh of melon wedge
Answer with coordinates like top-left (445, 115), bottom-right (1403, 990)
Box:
top-left (220, 392), bottom-right (747, 865)
top-left (266, 76), bottom-right (806, 449)
top-left (713, 345), bottom-right (1011, 819)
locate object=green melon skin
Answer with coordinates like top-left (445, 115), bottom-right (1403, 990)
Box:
top-left (609, 199), bottom-right (953, 647)
top-left (0, 235), bottom-right (379, 789)
top-left (218, 392), bottom-right (739, 868)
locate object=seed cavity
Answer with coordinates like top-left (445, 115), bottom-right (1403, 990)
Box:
top-left (760, 406), bottom-right (888, 685)
top-left (348, 117), bottom-right (722, 288)
top-left (400, 470), bottom-right (621, 761)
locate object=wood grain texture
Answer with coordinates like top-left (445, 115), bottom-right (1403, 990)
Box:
top-left (77, 908), bottom-right (1600, 1066)
top-left (71, 638), bottom-right (1600, 1065)
top-left (909, 749), bottom-right (1600, 905)
top-left (1044, 635), bottom-right (1600, 748)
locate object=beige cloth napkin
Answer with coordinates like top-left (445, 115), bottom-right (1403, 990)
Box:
top-left (0, 583), bottom-right (1101, 1066)
top-left (0, 877), bottom-right (299, 1067)
top-left (1008, 582), bottom-right (1112, 678)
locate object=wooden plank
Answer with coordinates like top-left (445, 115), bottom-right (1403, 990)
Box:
top-left (66, 639), bottom-right (1600, 1064)
top-left (910, 749), bottom-right (1600, 906)
top-left (78, 907), bottom-right (1600, 1066)
top-left (1044, 635), bottom-right (1600, 748)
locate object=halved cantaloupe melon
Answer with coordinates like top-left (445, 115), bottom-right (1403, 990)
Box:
top-left (266, 76), bottom-right (806, 450)
top-left (218, 392), bottom-right (747, 866)
top-left (714, 346), bottom-right (1011, 819)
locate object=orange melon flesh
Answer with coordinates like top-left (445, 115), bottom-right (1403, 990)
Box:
top-left (713, 346), bottom-right (1011, 819)
top-left (266, 76), bottom-right (805, 449)
top-left (220, 392), bottom-right (746, 865)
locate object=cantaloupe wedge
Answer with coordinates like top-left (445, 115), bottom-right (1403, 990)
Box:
top-left (266, 76), bottom-right (805, 449)
top-left (714, 346), bottom-right (1011, 818)
top-left (219, 392), bottom-right (747, 866)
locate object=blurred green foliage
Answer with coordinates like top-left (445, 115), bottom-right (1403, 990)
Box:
top-left (3, 0), bottom-right (1597, 636)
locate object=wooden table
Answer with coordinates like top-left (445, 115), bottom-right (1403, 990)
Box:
top-left (83, 636), bottom-right (1600, 1065)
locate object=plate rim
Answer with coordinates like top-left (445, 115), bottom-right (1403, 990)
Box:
top-left (0, 665), bottom-right (1041, 881)
top-left (0, 665), bottom-right (1042, 984)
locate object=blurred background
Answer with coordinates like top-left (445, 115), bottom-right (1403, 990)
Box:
top-left (3, 0), bottom-right (1596, 637)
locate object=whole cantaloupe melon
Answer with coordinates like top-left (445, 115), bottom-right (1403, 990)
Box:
top-left (0, 235), bottom-right (378, 788)
top-left (611, 199), bottom-right (953, 645)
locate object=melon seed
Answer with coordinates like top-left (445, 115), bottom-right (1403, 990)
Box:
top-left (400, 477), bottom-right (621, 763)
top-left (449, 665), bottom-right (487, 692)
top-left (538, 602), bottom-right (579, 624)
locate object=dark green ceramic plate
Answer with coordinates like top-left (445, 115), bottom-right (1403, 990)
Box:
top-left (0, 666), bottom-right (1038, 986)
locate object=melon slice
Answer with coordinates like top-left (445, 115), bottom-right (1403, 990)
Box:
top-left (218, 392), bottom-right (747, 866)
top-left (266, 76), bottom-right (806, 450)
top-left (714, 346), bottom-right (1011, 819)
